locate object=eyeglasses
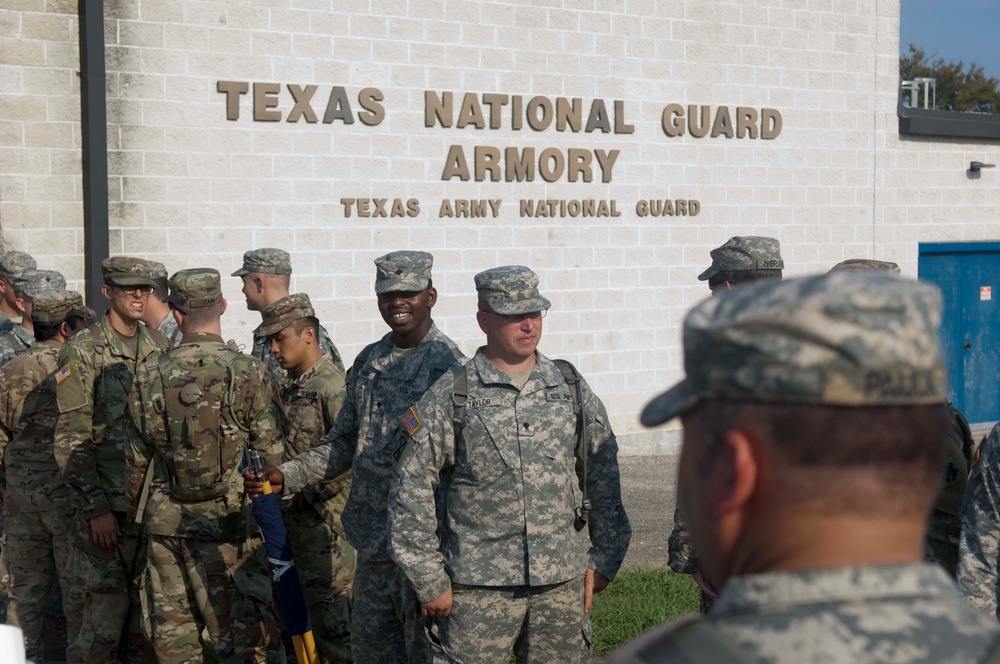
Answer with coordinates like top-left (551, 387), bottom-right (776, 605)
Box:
top-left (116, 285), bottom-right (154, 296)
top-left (488, 309), bottom-right (547, 324)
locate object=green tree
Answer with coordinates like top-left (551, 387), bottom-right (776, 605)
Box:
top-left (900, 44), bottom-right (1000, 114)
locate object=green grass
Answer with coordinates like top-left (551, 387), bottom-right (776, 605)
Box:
top-left (590, 567), bottom-right (701, 657)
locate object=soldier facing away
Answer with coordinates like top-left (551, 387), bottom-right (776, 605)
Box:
top-left (610, 271), bottom-right (1000, 663)
top-left (126, 268), bottom-right (285, 663)
top-left (262, 292), bottom-right (354, 662)
top-left (232, 248), bottom-right (344, 381)
top-left (388, 265), bottom-right (631, 664)
top-left (246, 250), bottom-right (465, 663)
top-left (53, 256), bottom-right (168, 663)
top-left (0, 289), bottom-right (93, 659)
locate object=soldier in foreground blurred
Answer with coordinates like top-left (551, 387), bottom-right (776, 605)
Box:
top-left (127, 268), bottom-right (284, 662)
top-left (610, 271), bottom-right (1000, 662)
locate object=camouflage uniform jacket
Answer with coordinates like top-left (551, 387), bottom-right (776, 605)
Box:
top-left (0, 311), bottom-right (14, 337)
top-left (156, 311), bottom-right (183, 347)
top-left (53, 313), bottom-right (169, 518)
top-left (0, 324), bottom-right (34, 367)
top-left (389, 349), bottom-right (632, 603)
top-left (280, 323), bottom-right (464, 560)
top-left (125, 332), bottom-right (283, 540)
top-left (0, 341), bottom-right (70, 510)
top-left (958, 422), bottom-right (1000, 615)
top-left (281, 354), bottom-right (350, 535)
top-left (253, 321), bottom-right (344, 383)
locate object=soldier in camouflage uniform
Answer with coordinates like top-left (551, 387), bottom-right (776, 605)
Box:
top-left (141, 261), bottom-right (182, 347)
top-left (669, 236), bottom-right (784, 612)
top-left (0, 250), bottom-right (37, 336)
top-left (388, 265), bottom-right (631, 664)
top-left (262, 292), bottom-right (354, 662)
top-left (610, 271), bottom-right (1000, 663)
top-left (232, 248), bottom-right (344, 381)
top-left (0, 289), bottom-right (94, 659)
top-left (0, 269), bottom-right (67, 367)
top-left (246, 250), bottom-right (464, 663)
top-left (54, 256), bottom-right (168, 663)
top-left (958, 425), bottom-right (1000, 617)
top-left (126, 268), bottom-right (285, 663)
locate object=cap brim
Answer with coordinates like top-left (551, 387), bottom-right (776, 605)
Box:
top-left (231, 267), bottom-right (249, 277)
top-left (72, 306), bottom-right (98, 320)
top-left (696, 266), bottom-right (715, 281)
top-left (109, 277), bottom-right (157, 288)
top-left (259, 320), bottom-right (293, 336)
top-left (375, 278), bottom-right (429, 294)
top-left (640, 380), bottom-right (701, 427)
top-left (490, 295), bottom-right (552, 315)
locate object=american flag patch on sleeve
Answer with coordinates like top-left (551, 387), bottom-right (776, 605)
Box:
top-left (55, 366), bottom-right (71, 385)
top-left (402, 407), bottom-right (422, 436)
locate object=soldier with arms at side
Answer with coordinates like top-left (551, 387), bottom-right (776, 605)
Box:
top-left (610, 272), bottom-right (1000, 663)
top-left (0, 290), bottom-right (94, 659)
top-left (141, 261), bottom-right (182, 347)
top-left (246, 250), bottom-right (465, 663)
top-left (0, 250), bottom-right (37, 336)
top-left (262, 292), bottom-right (354, 662)
top-left (388, 265), bottom-right (631, 664)
top-left (126, 268), bottom-right (285, 663)
top-left (233, 248), bottom-right (344, 381)
top-left (53, 256), bottom-right (168, 663)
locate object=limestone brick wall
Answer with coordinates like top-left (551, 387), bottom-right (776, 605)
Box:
top-left (2, 0), bottom-right (999, 453)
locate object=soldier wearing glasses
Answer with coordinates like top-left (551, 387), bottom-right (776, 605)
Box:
top-left (388, 265), bottom-right (631, 664)
top-left (54, 257), bottom-right (168, 663)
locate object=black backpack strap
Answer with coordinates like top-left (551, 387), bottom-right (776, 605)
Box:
top-left (615, 615), bottom-right (759, 664)
top-left (553, 359), bottom-right (589, 531)
top-left (451, 364), bottom-right (469, 443)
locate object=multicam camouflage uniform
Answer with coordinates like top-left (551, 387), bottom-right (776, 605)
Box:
top-left (263, 293), bottom-right (354, 663)
top-left (958, 424), bottom-right (1000, 617)
top-left (0, 269), bottom-right (66, 367)
top-left (126, 268), bottom-right (284, 664)
top-left (279, 250), bottom-right (464, 664)
top-left (611, 272), bottom-right (1000, 663)
top-left (53, 258), bottom-right (167, 663)
top-left (0, 290), bottom-right (92, 659)
top-left (389, 266), bottom-right (631, 664)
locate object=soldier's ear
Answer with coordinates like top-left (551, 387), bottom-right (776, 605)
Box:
top-left (101, 283), bottom-right (112, 301)
top-left (426, 286), bottom-right (437, 309)
top-left (220, 298), bottom-right (228, 316)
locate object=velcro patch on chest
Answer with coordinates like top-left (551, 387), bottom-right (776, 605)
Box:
top-left (403, 406), bottom-right (422, 436)
top-left (467, 397), bottom-right (496, 409)
top-left (55, 365), bottom-right (71, 385)
top-left (546, 390), bottom-right (573, 403)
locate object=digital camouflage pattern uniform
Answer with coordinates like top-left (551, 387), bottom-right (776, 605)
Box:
top-left (54, 257), bottom-right (168, 663)
top-left (958, 423), bottom-right (1000, 617)
top-left (390, 266), bottom-right (631, 664)
top-left (611, 271), bottom-right (1000, 663)
top-left (262, 293), bottom-right (354, 663)
top-left (0, 290), bottom-right (93, 659)
top-left (126, 268), bottom-right (284, 664)
top-left (0, 269), bottom-right (66, 367)
top-left (149, 261), bottom-right (183, 348)
top-left (231, 248), bottom-right (345, 380)
top-left (280, 251), bottom-right (464, 663)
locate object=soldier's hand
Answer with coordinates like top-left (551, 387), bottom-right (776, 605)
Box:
top-left (421, 586), bottom-right (453, 618)
top-left (584, 568), bottom-right (611, 614)
top-left (243, 466), bottom-right (285, 497)
top-left (90, 511), bottom-right (121, 549)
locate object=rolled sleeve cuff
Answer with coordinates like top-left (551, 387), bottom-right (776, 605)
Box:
top-left (77, 490), bottom-right (112, 520)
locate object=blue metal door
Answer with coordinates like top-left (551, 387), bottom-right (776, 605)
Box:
top-left (918, 242), bottom-right (1000, 425)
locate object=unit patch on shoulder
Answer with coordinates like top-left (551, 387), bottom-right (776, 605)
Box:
top-left (55, 365), bottom-right (71, 385)
top-left (403, 406), bottom-right (422, 436)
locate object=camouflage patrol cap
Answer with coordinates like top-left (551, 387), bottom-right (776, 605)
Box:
top-left (167, 268), bottom-right (223, 309)
top-left (12, 269), bottom-right (66, 298)
top-left (31, 289), bottom-right (96, 323)
top-left (231, 248), bottom-right (292, 277)
top-left (149, 260), bottom-right (169, 281)
top-left (829, 258), bottom-right (901, 274)
top-left (640, 272), bottom-right (947, 427)
top-left (475, 265), bottom-right (552, 315)
top-left (374, 251), bottom-right (433, 294)
top-left (697, 236), bottom-right (784, 281)
top-left (260, 293), bottom-right (315, 336)
top-left (0, 251), bottom-right (36, 281)
top-left (101, 256), bottom-right (157, 288)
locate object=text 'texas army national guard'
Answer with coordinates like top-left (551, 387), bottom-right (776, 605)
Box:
top-left (246, 250), bottom-right (465, 663)
top-left (232, 248), bottom-right (344, 381)
top-left (53, 257), bottom-right (169, 663)
top-left (126, 268), bottom-right (285, 663)
top-left (261, 292), bottom-right (354, 663)
top-left (610, 272), bottom-right (1000, 663)
top-left (0, 289), bottom-right (94, 659)
top-left (388, 265), bottom-right (631, 664)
